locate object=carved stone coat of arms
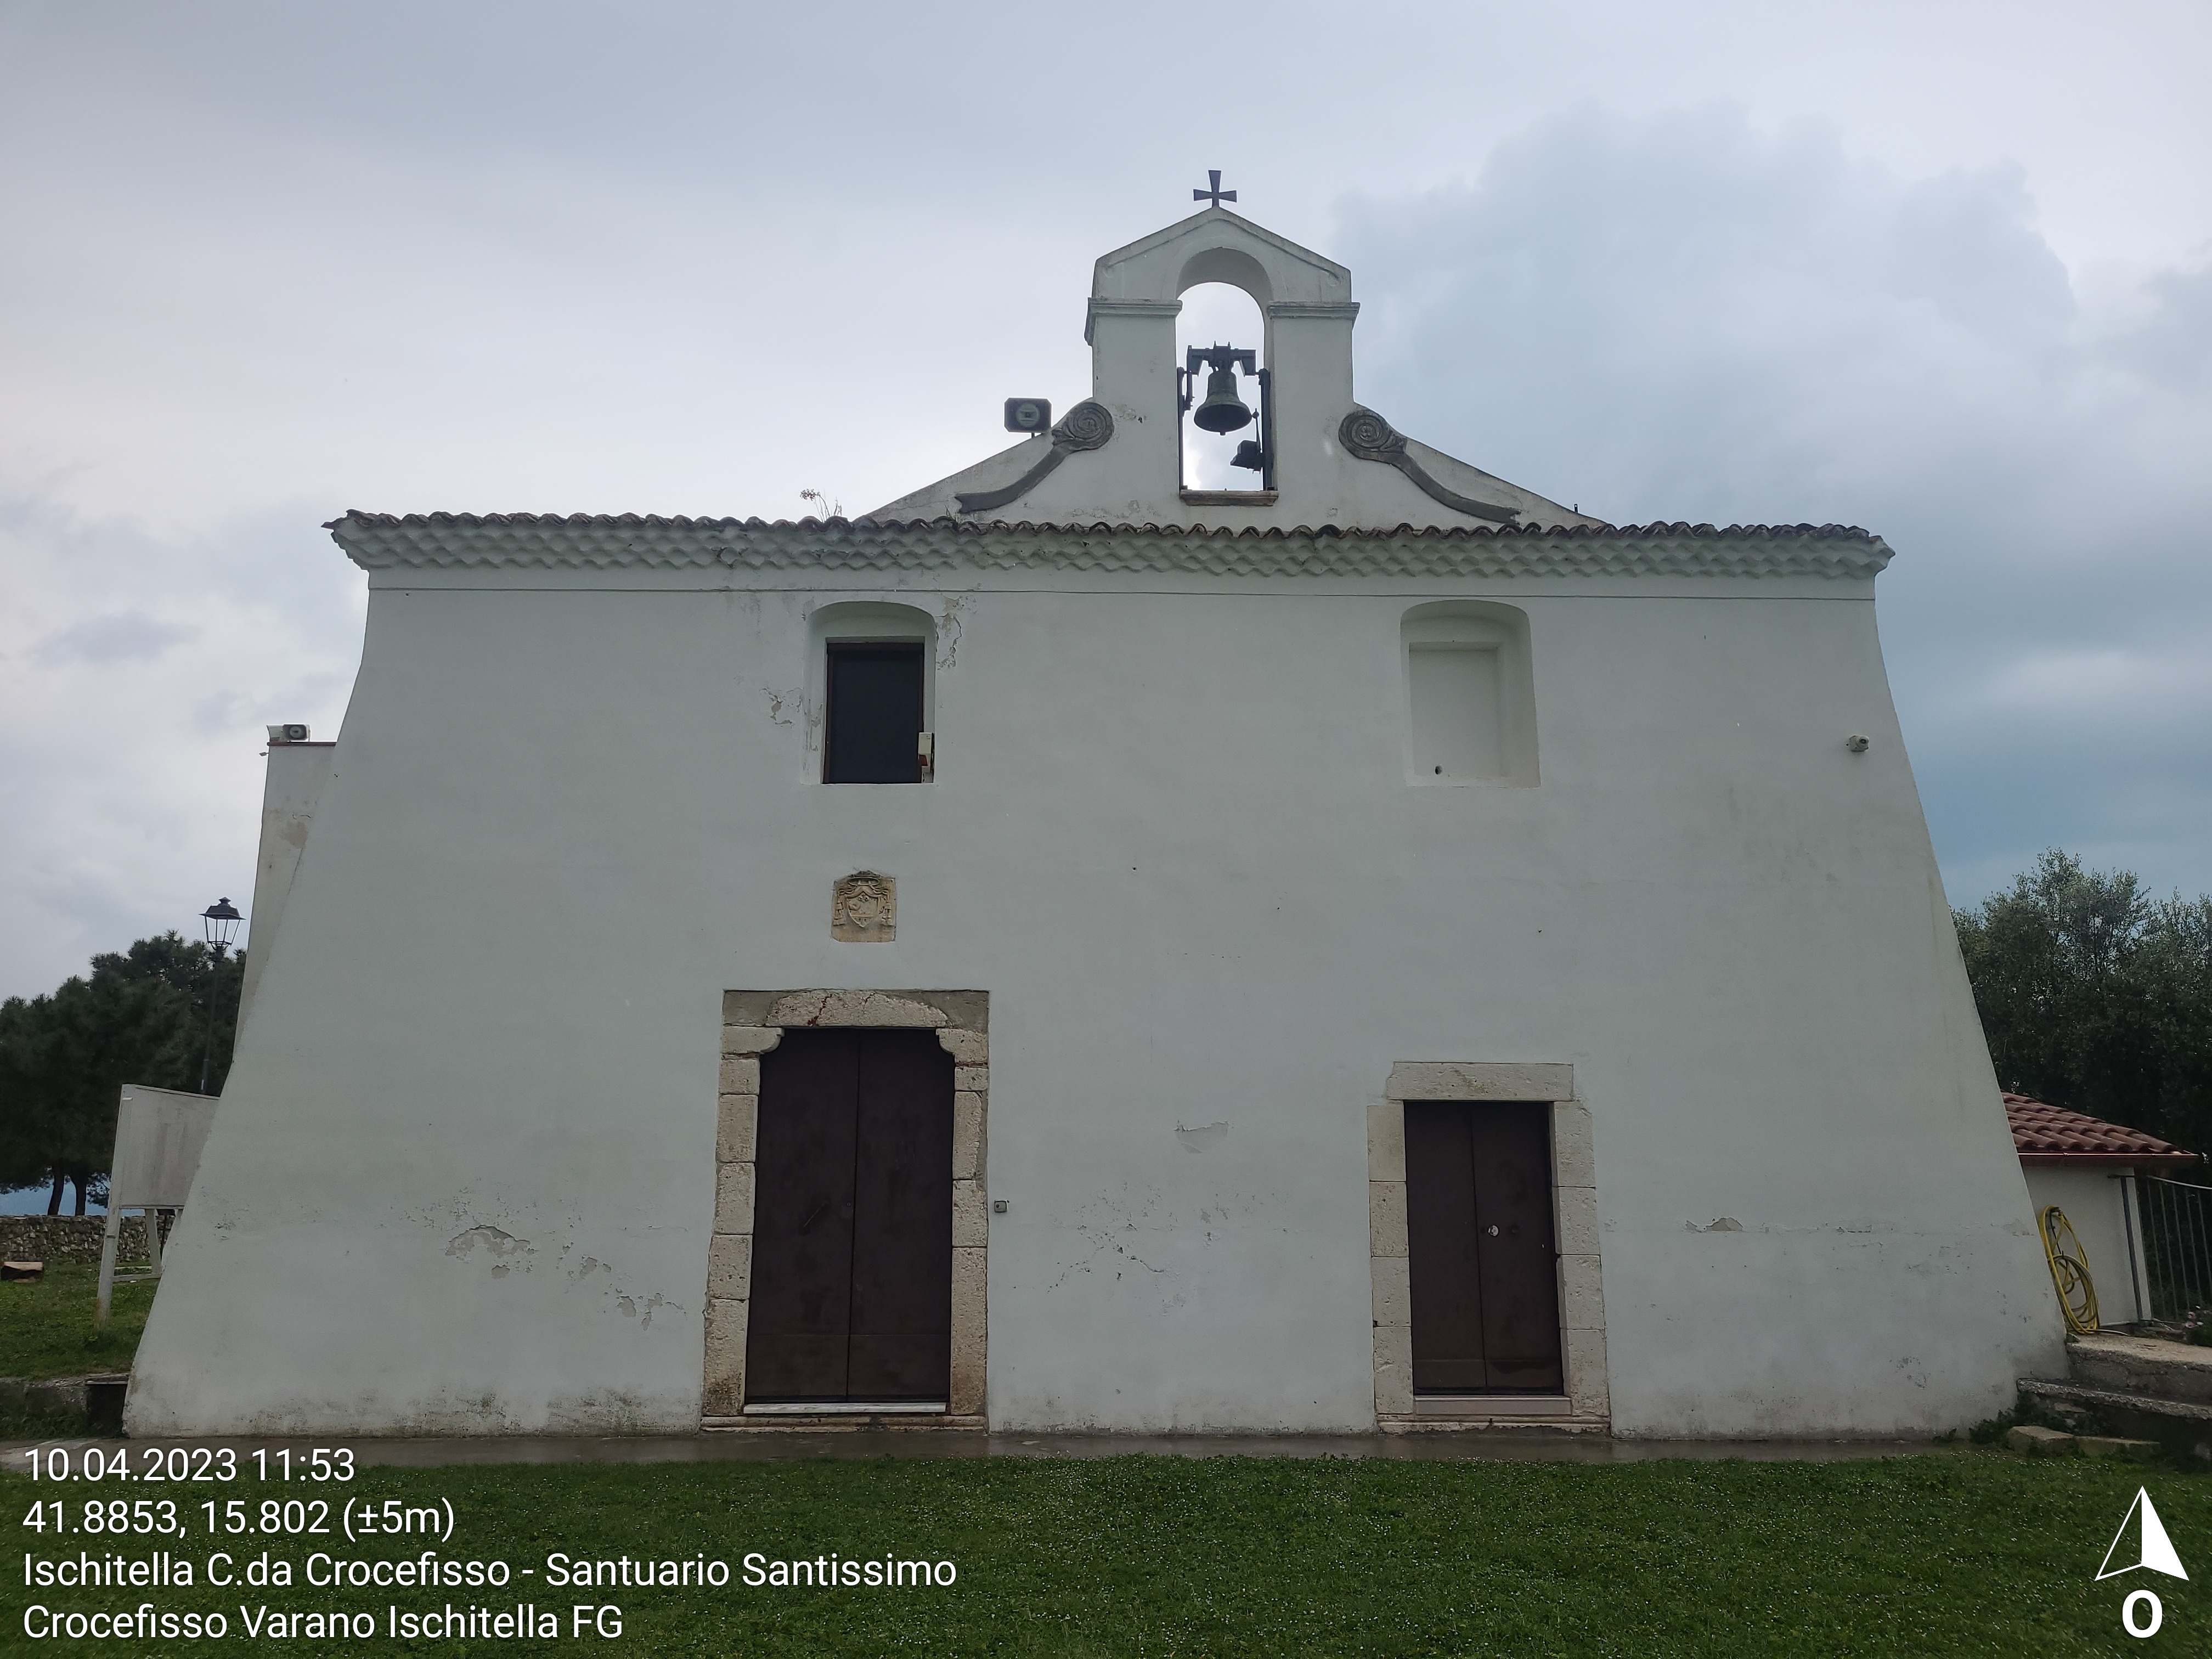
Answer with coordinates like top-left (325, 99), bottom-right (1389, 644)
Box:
top-left (830, 872), bottom-right (896, 942)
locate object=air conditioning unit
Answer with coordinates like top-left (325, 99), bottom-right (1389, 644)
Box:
top-left (267, 723), bottom-right (311, 744)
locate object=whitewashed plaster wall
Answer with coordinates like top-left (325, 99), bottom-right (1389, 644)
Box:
top-left (128, 550), bottom-right (2066, 1437)
top-left (235, 741), bottom-right (336, 1041)
top-left (2022, 1166), bottom-right (2153, 1328)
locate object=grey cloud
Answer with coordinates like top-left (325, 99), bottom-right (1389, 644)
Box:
top-left (1883, 165), bottom-right (2075, 340)
top-left (0, 489), bottom-right (361, 997)
top-left (34, 610), bottom-right (196, 665)
top-left (2114, 264), bottom-right (2212, 389)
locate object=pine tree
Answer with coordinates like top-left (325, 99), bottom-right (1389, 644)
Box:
top-left (0, 933), bottom-right (244, 1212)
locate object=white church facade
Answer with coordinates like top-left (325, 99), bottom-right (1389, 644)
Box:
top-left (128, 200), bottom-right (2064, 1438)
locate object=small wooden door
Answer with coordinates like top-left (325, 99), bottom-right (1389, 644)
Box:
top-left (747, 1030), bottom-right (953, 1402)
top-left (1404, 1101), bottom-right (1563, 1393)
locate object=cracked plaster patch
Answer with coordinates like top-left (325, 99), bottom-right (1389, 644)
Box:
top-left (617, 1292), bottom-right (668, 1329)
top-left (446, 1225), bottom-right (532, 1262)
top-left (1047, 1190), bottom-right (1179, 1290)
top-left (935, 597), bottom-right (967, 667)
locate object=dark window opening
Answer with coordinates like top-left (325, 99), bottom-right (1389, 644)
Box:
top-left (824, 642), bottom-right (923, 783)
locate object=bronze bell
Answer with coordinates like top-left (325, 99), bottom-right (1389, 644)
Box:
top-left (1192, 364), bottom-right (1254, 433)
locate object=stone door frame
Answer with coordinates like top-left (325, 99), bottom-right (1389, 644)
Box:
top-left (703, 989), bottom-right (988, 1429)
top-left (1369, 1062), bottom-right (1610, 1432)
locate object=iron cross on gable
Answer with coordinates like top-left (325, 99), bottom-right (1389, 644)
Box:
top-left (1193, 170), bottom-right (1237, 208)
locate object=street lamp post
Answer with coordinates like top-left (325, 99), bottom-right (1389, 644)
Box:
top-left (199, 898), bottom-right (243, 1094)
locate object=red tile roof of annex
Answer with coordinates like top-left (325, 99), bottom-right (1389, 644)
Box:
top-left (2005, 1093), bottom-right (2198, 1167)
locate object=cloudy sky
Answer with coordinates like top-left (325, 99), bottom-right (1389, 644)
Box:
top-left (2, 0), bottom-right (2208, 1000)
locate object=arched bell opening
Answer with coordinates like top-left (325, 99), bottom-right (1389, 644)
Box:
top-left (1174, 281), bottom-right (1269, 494)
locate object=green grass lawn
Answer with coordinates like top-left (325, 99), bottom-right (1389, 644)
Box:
top-left (5, 1452), bottom-right (2206, 1654)
top-left (0, 1261), bottom-right (151, 1383)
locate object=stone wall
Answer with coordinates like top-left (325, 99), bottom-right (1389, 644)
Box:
top-left (0, 1213), bottom-right (176, 1265)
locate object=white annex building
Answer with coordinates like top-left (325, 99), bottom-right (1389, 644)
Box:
top-left (129, 198), bottom-right (2066, 1438)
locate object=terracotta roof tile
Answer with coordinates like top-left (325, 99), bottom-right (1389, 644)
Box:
top-left (323, 512), bottom-right (1893, 580)
top-left (325, 511), bottom-right (1881, 541)
top-left (2004, 1093), bottom-right (2198, 1166)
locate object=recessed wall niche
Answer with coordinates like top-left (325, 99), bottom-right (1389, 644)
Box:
top-left (1401, 601), bottom-right (1538, 787)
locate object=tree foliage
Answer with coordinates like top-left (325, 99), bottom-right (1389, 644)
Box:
top-left (1955, 850), bottom-right (2212, 1155)
top-left (0, 934), bottom-right (242, 1212)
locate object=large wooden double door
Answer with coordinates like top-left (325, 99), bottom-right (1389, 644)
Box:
top-left (1404, 1101), bottom-right (1564, 1393)
top-left (746, 1030), bottom-right (953, 1403)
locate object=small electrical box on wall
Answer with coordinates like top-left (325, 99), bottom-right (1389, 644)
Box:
top-left (1004, 398), bottom-right (1052, 435)
top-left (918, 731), bottom-right (935, 780)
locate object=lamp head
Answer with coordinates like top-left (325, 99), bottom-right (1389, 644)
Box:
top-left (201, 897), bottom-right (243, 951)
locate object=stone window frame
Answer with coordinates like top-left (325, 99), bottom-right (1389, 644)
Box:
top-left (703, 989), bottom-right (988, 1430)
top-left (1369, 1063), bottom-right (1610, 1432)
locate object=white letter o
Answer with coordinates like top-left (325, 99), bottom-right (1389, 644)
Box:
top-left (2123, 1590), bottom-right (2162, 1638)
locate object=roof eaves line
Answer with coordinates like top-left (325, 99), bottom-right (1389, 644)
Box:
top-left (322, 515), bottom-right (1894, 582)
top-left (325, 510), bottom-right (1880, 540)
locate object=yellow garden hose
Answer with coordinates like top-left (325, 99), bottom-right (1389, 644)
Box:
top-left (2040, 1205), bottom-right (2100, 1334)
